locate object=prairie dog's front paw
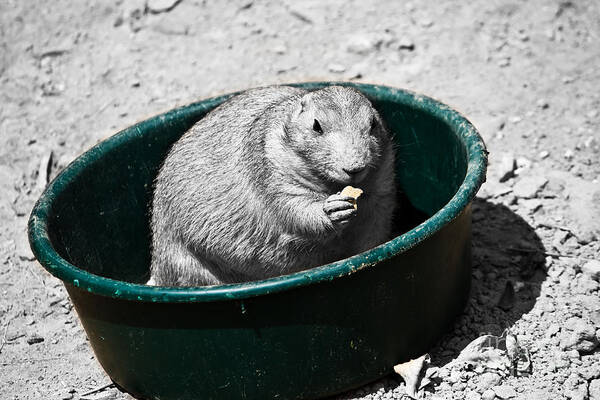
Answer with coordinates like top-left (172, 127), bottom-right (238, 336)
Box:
top-left (323, 194), bottom-right (357, 229)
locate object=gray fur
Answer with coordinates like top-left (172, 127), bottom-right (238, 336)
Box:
top-left (149, 85), bottom-right (397, 286)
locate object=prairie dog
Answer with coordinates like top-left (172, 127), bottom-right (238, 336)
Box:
top-left (149, 85), bottom-right (396, 286)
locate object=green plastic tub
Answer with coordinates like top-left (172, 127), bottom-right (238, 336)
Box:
top-left (28, 82), bottom-right (487, 399)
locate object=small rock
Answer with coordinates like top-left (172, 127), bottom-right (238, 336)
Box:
top-left (27, 335), bottom-right (44, 345)
top-left (564, 149), bottom-right (575, 160)
top-left (519, 198), bottom-right (542, 214)
top-left (327, 63), bottom-right (346, 73)
top-left (113, 15), bottom-right (124, 28)
top-left (397, 37), bottom-right (415, 51)
top-left (515, 156), bottom-right (532, 170)
top-left (272, 44), bottom-right (287, 55)
top-left (566, 349), bottom-right (580, 359)
top-left (492, 385), bottom-right (516, 399)
top-left (512, 176), bottom-right (548, 198)
top-left (498, 154), bottom-right (516, 182)
top-left (584, 136), bottom-right (598, 150)
top-left (37, 151), bottom-right (54, 190)
top-left (510, 116), bottom-right (522, 124)
top-left (346, 33), bottom-right (381, 54)
top-left (288, 7), bottom-right (314, 24)
top-left (589, 308), bottom-right (600, 326)
top-left (566, 383), bottom-right (589, 400)
top-left (536, 99), bottom-right (549, 109)
top-left (477, 372), bottom-right (502, 392)
top-left (553, 230), bottom-right (571, 247)
top-left (582, 260), bottom-right (600, 281)
top-left (497, 281), bottom-right (515, 311)
top-left (539, 150), bottom-right (549, 159)
top-left (561, 317), bottom-right (599, 353)
top-left (574, 228), bottom-right (597, 245)
top-left (465, 390), bottom-right (481, 400)
top-left (482, 389), bottom-right (496, 400)
top-left (552, 353), bottom-right (571, 370)
top-left (590, 379), bottom-right (600, 400)
top-left (580, 364), bottom-right (600, 381)
top-left (81, 389), bottom-right (119, 400)
top-left (41, 80), bottom-right (65, 96)
top-left (420, 18), bottom-right (434, 28)
top-left (145, 0), bottom-right (182, 14)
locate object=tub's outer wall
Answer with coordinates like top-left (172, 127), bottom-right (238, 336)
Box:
top-left (66, 206), bottom-right (471, 400)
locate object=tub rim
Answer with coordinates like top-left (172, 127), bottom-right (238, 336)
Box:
top-left (27, 82), bottom-right (488, 303)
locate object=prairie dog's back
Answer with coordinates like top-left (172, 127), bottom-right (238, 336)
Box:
top-left (151, 86), bottom-right (307, 284)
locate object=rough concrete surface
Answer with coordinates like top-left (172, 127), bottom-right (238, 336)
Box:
top-left (1, 1), bottom-right (599, 399)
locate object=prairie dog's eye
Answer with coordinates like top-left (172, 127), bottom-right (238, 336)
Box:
top-left (370, 117), bottom-right (377, 133)
top-left (313, 119), bottom-right (323, 134)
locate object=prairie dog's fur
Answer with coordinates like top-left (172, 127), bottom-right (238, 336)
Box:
top-left (150, 85), bottom-right (396, 286)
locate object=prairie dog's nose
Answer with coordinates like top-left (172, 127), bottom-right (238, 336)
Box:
top-left (343, 166), bottom-right (366, 176)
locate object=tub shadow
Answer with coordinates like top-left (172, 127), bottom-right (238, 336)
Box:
top-left (334, 197), bottom-right (548, 399)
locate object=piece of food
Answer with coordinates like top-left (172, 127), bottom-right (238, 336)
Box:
top-left (340, 186), bottom-right (363, 209)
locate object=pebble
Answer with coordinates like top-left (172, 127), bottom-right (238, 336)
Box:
top-left (27, 334), bottom-right (44, 345)
top-left (590, 379), bottom-right (600, 400)
top-left (593, 310), bottom-right (600, 327)
top-left (536, 99), bottom-right (549, 109)
top-left (552, 353), bottom-right (570, 370)
top-left (519, 198), bottom-right (542, 214)
top-left (272, 44), bottom-right (287, 55)
top-left (515, 157), bottom-right (531, 170)
top-left (547, 324), bottom-right (561, 337)
top-left (539, 150), bottom-right (550, 159)
top-left (498, 57), bottom-right (510, 68)
top-left (509, 116), bottom-right (522, 124)
top-left (584, 136), bottom-right (598, 150)
top-left (465, 390), bottom-right (481, 400)
top-left (397, 37), bottom-right (415, 51)
top-left (145, 0), bottom-right (182, 14)
top-left (580, 364), bottom-right (600, 380)
top-left (492, 385), bottom-right (516, 399)
top-left (481, 389), bottom-right (496, 400)
top-left (575, 228), bottom-right (597, 245)
top-left (498, 153), bottom-right (516, 182)
top-left (81, 389), bottom-right (119, 400)
top-left (512, 176), bottom-right (548, 198)
top-left (327, 63), bottom-right (346, 73)
top-left (36, 151), bottom-right (54, 190)
top-left (497, 281), bottom-right (515, 310)
top-left (346, 33), bottom-right (381, 55)
top-left (582, 260), bottom-right (600, 281)
top-left (564, 149), bottom-right (575, 160)
top-left (566, 384), bottom-right (589, 400)
top-left (566, 349), bottom-right (580, 359)
top-left (420, 18), bottom-right (434, 28)
top-left (560, 317), bottom-right (599, 353)
top-left (477, 372), bottom-right (502, 392)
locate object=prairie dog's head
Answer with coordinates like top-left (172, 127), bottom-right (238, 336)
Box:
top-left (283, 86), bottom-right (389, 188)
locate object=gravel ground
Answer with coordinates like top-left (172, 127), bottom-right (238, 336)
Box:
top-left (1, 1), bottom-right (599, 399)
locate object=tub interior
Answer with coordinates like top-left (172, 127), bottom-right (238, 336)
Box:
top-left (46, 93), bottom-right (467, 283)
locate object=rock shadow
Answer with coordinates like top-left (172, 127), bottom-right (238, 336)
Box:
top-left (430, 198), bottom-right (547, 359)
top-left (335, 197), bottom-right (548, 399)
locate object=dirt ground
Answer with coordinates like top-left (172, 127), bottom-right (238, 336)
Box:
top-left (1, 0), bottom-right (599, 399)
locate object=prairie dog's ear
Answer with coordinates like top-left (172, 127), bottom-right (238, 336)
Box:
top-left (290, 92), bottom-right (312, 121)
top-left (300, 92), bottom-right (314, 113)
